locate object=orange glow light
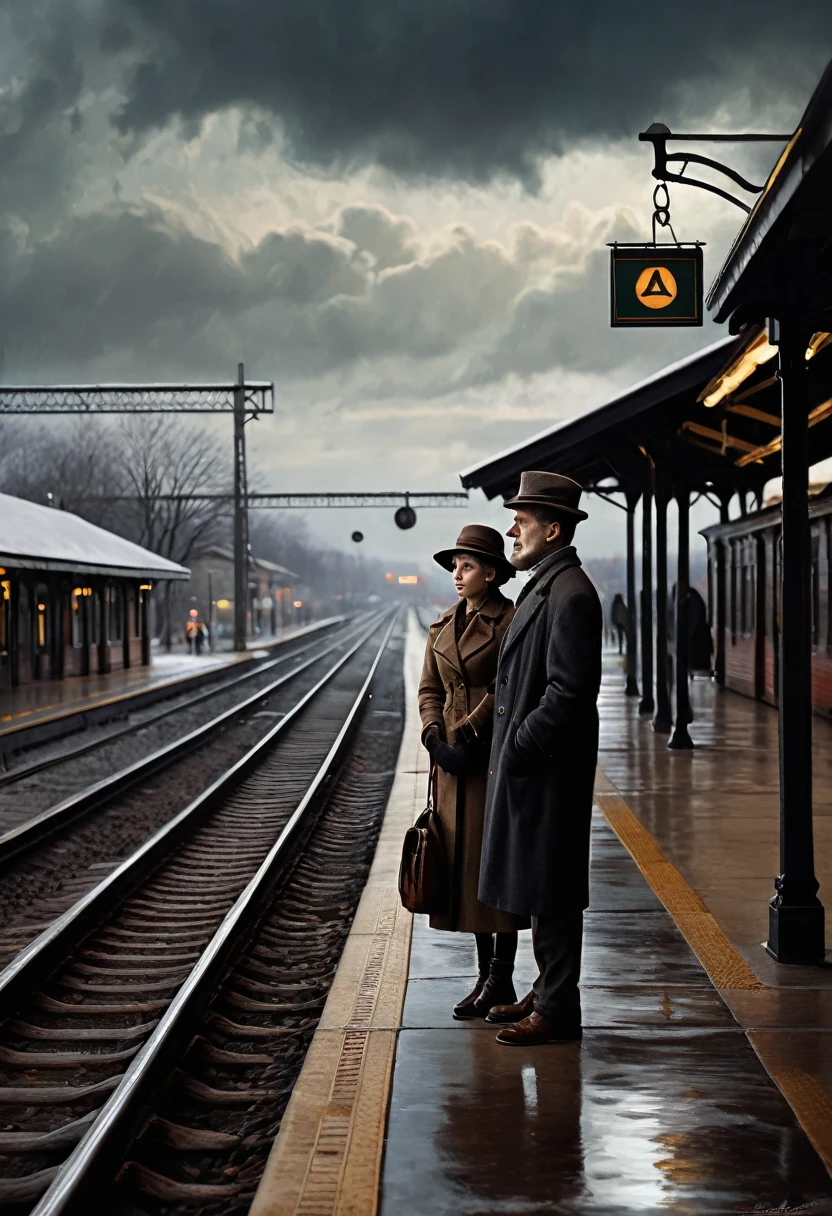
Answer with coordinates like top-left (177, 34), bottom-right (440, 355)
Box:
top-left (398, 576), bottom-right (419, 585)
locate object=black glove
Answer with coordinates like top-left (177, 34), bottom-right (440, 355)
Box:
top-left (425, 732), bottom-right (468, 776)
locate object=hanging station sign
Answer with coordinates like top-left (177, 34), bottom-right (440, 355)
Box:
top-left (609, 243), bottom-right (703, 327)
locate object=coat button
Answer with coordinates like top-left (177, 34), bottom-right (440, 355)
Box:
top-left (497, 706), bottom-right (505, 715)
top-left (501, 676), bottom-right (508, 686)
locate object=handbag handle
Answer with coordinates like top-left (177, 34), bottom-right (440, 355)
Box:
top-left (426, 763), bottom-right (437, 810)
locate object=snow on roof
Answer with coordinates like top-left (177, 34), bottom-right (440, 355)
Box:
top-left (0, 493), bottom-right (190, 580)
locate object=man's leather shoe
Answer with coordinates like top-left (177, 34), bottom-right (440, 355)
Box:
top-left (484, 989), bottom-right (534, 1024)
top-left (495, 1011), bottom-right (582, 1046)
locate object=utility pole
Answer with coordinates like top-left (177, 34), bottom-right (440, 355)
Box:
top-left (233, 363), bottom-right (250, 652)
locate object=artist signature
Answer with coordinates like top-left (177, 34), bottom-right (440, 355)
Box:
top-left (751, 1203), bottom-right (820, 1214)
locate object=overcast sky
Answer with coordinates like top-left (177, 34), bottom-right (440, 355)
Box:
top-left (2, 2), bottom-right (831, 576)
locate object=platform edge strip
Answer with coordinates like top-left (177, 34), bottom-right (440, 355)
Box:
top-left (594, 769), bottom-right (763, 992)
top-left (249, 609), bottom-right (425, 1216)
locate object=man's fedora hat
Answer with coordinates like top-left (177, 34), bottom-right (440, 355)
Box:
top-left (504, 470), bottom-right (588, 521)
top-left (433, 523), bottom-right (515, 581)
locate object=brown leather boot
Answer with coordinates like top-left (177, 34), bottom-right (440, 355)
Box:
top-left (495, 1011), bottom-right (582, 1046)
top-left (472, 958), bottom-right (516, 1017)
top-left (452, 973), bottom-right (488, 1020)
top-left (484, 988), bottom-right (534, 1024)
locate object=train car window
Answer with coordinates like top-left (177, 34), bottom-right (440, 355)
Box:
top-left (70, 588), bottom-right (83, 648)
top-left (0, 580), bottom-right (9, 657)
top-left (811, 527), bottom-right (821, 653)
top-left (822, 520), bottom-right (831, 654)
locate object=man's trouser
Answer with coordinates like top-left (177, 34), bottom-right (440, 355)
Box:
top-left (530, 911), bottom-right (583, 1022)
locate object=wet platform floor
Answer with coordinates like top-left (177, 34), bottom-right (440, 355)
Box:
top-left (381, 810), bottom-right (832, 1215)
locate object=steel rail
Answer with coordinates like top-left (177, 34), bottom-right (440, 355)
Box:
top-left (0, 616), bottom-right (356, 790)
top-left (28, 610), bottom-right (399, 1216)
top-left (0, 610), bottom-right (385, 869)
top-left (0, 609), bottom-right (394, 1025)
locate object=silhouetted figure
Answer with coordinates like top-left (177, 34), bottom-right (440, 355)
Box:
top-left (610, 593), bottom-right (630, 654)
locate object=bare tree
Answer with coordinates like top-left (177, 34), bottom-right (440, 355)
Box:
top-left (0, 418), bottom-right (117, 523)
top-left (111, 417), bottom-right (229, 647)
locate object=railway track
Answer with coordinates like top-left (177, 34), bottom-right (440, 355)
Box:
top-left (0, 612), bottom-right (385, 974)
top-left (0, 608), bottom-right (402, 1212)
top-left (0, 616), bottom-right (362, 834)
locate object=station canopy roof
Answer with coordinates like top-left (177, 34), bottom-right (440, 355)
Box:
top-left (194, 545), bottom-right (298, 581)
top-left (0, 493), bottom-right (190, 580)
top-left (460, 324), bottom-right (832, 504)
top-left (708, 57), bottom-right (832, 331)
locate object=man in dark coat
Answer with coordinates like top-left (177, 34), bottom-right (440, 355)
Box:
top-left (478, 470), bottom-right (602, 1046)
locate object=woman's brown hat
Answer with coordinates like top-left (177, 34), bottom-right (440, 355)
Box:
top-left (503, 470), bottom-right (588, 521)
top-left (433, 523), bottom-right (515, 580)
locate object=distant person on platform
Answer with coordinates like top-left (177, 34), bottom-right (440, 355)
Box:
top-left (478, 471), bottom-right (602, 1046)
top-left (610, 593), bottom-right (629, 654)
top-left (418, 525), bottom-right (530, 1020)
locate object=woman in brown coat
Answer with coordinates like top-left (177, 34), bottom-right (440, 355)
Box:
top-left (418, 524), bottom-right (529, 1019)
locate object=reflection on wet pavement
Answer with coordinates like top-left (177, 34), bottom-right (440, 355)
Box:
top-left (381, 808), bottom-right (832, 1214)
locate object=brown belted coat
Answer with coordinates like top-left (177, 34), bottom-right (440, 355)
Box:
top-left (418, 592), bottom-right (530, 934)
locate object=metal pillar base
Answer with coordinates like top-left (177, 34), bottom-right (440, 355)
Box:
top-left (766, 898), bottom-right (826, 965)
top-left (668, 723), bottom-right (694, 749)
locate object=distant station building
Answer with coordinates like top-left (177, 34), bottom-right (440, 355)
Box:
top-left (0, 492), bottom-right (189, 688)
top-left (185, 546), bottom-right (300, 643)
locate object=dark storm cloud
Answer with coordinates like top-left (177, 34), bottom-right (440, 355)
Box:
top-left (109, 0), bottom-right (832, 184)
top-left (0, 0), bottom-right (87, 224)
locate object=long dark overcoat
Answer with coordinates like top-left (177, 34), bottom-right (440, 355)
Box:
top-left (418, 593), bottom-right (529, 934)
top-left (478, 546), bottom-right (602, 917)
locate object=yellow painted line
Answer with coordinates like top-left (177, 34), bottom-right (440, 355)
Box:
top-left (758, 1065), bottom-right (832, 1176)
top-left (594, 769), bottom-right (763, 991)
top-left (595, 768), bottom-right (832, 1177)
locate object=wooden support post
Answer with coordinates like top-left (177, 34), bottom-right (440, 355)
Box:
top-left (625, 490), bottom-right (640, 697)
top-left (653, 472), bottom-right (672, 733)
top-left (767, 321), bottom-right (825, 964)
top-left (713, 493), bottom-right (730, 686)
top-left (639, 459), bottom-right (654, 714)
top-left (669, 486), bottom-right (694, 749)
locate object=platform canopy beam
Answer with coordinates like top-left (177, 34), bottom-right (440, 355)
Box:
top-left (0, 384), bottom-right (273, 415)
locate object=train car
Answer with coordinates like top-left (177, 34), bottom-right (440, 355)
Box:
top-left (702, 486), bottom-right (832, 714)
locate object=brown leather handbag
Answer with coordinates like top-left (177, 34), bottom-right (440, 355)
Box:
top-left (398, 767), bottom-right (446, 914)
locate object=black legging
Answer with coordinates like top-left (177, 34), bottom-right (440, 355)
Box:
top-left (475, 931), bottom-right (518, 970)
